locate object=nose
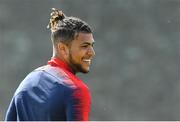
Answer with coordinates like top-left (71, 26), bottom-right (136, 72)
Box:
top-left (88, 46), bottom-right (95, 57)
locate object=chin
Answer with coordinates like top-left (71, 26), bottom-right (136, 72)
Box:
top-left (81, 69), bottom-right (89, 74)
top-left (81, 68), bottom-right (90, 73)
top-left (74, 64), bottom-right (90, 73)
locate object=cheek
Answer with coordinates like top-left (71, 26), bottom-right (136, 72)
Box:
top-left (70, 47), bottom-right (87, 61)
top-left (70, 50), bottom-right (82, 61)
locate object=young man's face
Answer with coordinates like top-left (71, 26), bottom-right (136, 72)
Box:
top-left (67, 32), bottom-right (95, 73)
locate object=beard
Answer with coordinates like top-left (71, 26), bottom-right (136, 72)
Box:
top-left (69, 52), bottom-right (89, 74)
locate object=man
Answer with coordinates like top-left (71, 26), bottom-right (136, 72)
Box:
top-left (5, 8), bottom-right (95, 121)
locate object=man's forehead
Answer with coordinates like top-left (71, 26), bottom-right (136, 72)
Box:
top-left (76, 33), bottom-right (94, 43)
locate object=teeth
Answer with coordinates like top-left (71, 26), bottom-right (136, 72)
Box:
top-left (83, 59), bottom-right (91, 62)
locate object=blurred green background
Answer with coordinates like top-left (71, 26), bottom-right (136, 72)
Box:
top-left (1, 0), bottom-right (180, 120)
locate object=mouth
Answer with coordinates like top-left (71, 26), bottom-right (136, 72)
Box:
top-left (82, 59), bottom-right (91, 65)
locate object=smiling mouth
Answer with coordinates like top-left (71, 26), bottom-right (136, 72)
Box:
top-left (82, 59), bottom-right (91, 64)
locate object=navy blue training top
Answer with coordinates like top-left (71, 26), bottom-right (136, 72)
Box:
top-left (5, 58), bottom-right (91, 121)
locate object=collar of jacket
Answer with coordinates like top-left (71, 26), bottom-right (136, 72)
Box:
top-left (47, 57), bottom-right (75, 74)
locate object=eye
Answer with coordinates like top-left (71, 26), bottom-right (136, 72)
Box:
top-left (81, 45), bottom-right (88, 48)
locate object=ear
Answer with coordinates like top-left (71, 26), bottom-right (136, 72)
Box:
top-left (57, 42), bottom-right (69, 56)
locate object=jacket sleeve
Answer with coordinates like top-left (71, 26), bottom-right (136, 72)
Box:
top-left (5, 98), bottom-right (17, 121)
top-left (6, 92), bottom-right (31, 121)
top-left (65, 88), bottom-right (91, 121)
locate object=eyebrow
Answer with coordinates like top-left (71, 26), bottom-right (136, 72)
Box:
top-left (81, 41), bottom-right (95, 45)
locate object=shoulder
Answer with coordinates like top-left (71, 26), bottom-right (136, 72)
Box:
top-left (40, 65), bottom-right (77, 89)
top-left (14, 65), bottom-right (74, 96)
top-left (13, 65), bottom-right (77, 103)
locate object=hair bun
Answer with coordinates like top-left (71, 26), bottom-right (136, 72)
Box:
top-left (47, 8), bottom-right (66, 30)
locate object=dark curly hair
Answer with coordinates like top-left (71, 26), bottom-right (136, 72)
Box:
top-left (47, 8), bottom-right (92, 45)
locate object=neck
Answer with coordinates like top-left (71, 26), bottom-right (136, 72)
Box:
top-left (52, 54), bottom-right (77, 75)
top-left (52, 45), bottom-right (57, 57)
